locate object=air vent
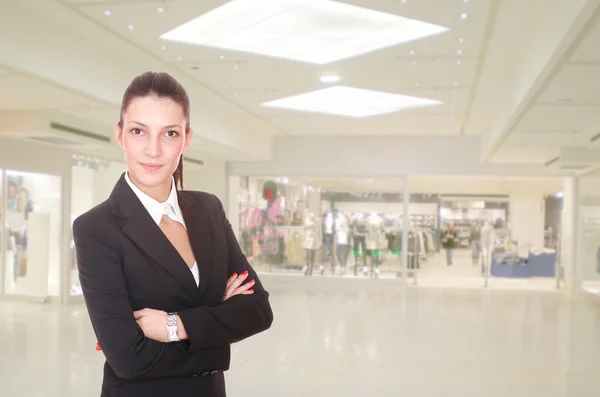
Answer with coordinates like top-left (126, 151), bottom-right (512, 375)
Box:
top-left (559, 164), bottom-right (590, 170)
top-left (183, 157), bottom-right (204, 166)
top-left (29, 136), bottom-right (83, 145)
top-left (50, 122), bottom-right (110, 144)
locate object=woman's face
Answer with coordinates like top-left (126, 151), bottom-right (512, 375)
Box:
top-left (115, 95), bottom-right (193, 195)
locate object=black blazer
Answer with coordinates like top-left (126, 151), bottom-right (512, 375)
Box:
top-left (73, 174), bottom-right (273, 397)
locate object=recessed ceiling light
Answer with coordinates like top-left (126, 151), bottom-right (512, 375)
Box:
top-left (261, 86), bottom-right (443, 118)
top-left (411, 60), bottom-right (417, 66)
top-left (458, 37), bottom-right (465, 43)
top-left (462, 0), bottom-right (471, 3)
top-left (409, 50), bottom-right (416, 56)
top-left (320, 74), bottom-right (340, 84)
top-left (157, 7), bottom-right (167, 13)
top-left (160, 0), bottom-right (449, 64)
top-left (460, 13), bottom-right (469, 20)
top-left (160, 45), bottom-right (167, 51)
top-left (415, 82), bottom-right (420, 87)
top-left (456, 60), bottom-right (462, 66)
top-left (453, 82), bottom-right (459, 87)
top-left (457, 49), bottom-right (463, 55)
top-left (128, 24), bottom-right (135, 31)
top-left (220, 55), bottom-right (226, 60)
top-left (104, 10), bottom-right (112, 17)
top-left (177, 56), bottom-right (183, 61)
top-left (233, 64), bottom-right (239, 70)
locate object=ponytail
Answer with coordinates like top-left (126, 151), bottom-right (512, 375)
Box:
top-left (173, 155), bottom-right (184, 190)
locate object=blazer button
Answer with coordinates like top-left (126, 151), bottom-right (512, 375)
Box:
top-left (210, 370), bottom-right (218, 375)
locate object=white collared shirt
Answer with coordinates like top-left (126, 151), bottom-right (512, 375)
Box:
top-left (125, 172), bottom-right (199, 286)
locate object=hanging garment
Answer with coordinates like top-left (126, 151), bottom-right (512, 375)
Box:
top-left (303, 219), bottom-right (322, 250)
top-left (285, 233), bottom-right (305, 264)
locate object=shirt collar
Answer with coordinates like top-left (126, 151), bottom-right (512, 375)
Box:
top-left (124, 171), bottom-right (185, 227)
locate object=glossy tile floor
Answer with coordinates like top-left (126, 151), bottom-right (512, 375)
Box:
top-left (1, 276), bottom-right (600, 397)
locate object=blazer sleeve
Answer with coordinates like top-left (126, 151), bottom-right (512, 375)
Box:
top-left (73, 216), bottom-right (230, 381)
top-left (177, 195), bottom-right (274, 350)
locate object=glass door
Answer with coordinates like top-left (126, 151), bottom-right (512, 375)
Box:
top-left (2, 170), bottom-right (62, 300)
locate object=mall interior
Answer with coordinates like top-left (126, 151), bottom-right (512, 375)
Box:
top-left (1, 0), bottom-right (600, 396)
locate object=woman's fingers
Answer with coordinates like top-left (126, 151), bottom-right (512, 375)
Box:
top-left (223, 278), bottom-right (255, 301)
top-left (224, 271), bottom-right (249, 299)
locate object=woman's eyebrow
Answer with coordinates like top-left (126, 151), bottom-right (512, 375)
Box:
top-left (128, 121), bottom-right (181, 129)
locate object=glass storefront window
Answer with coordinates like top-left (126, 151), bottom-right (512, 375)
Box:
top-left (577, 172), bottom-right (600, 296)
top-left (2, 170), bottom-right (62, 298)
top-left (231, 176), bottom-right (406, 279)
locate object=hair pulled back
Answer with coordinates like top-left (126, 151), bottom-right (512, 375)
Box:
top-left (119, 71), bottom-right (190, 190)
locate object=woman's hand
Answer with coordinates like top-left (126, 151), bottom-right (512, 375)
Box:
top-left (134, 308), bottom-right (170, 343)
top-left (223, 270), bottom-right (255, 302)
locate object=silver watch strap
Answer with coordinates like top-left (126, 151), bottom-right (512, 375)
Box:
top-left (166, 312), bottom-right (180, 342)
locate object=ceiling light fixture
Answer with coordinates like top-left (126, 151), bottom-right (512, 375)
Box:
top-left (460, 13), bottom-right (469, 20)
top-left (262, 86), bottom-right (442, 118)
top-left (320, 74), bottom-right (341, 84)
top-left (411, 61), bottom-right (417, 66)
top-left (400, 0), bottom-right (408, 3)
top-left (453, 81), bottom-right (459, 87)
top-left (177, 56), bottom-right (183, 61)
top-left (128, 24), bottom-right (135, 31)
top-left (104, 10), bottom-right (112, 16)
top-left (160, 0), bottom-right (449, 64)
top-left (456, 60), bottom-right (462, 66)
top-left (220, 55), bottom-right (226, 60)
top-left (160, 45), bottom-right (167, 51)
top-left (457, 49), bottom-right (463, 55)
top-left (458, 37), bottom-right (465, 43)
top-left (409, 50), bottom-right (416, 56)
top-left (157, 7), bottom-right (167, 13)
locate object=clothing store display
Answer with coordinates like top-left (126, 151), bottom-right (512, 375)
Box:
top-left (303, 214), bottom-right (322, 250)
top-left (285, 232), bottom-right (305, 264)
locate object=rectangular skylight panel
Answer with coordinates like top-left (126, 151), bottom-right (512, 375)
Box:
top-left (262, 86), bottom-right (442, 118)
top-left (160, 0), bottom-right (449, 64)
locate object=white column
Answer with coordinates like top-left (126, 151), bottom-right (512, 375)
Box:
top-left (560, 177), bottom-right (578, 290)
top-left (401, 176), bottom-right (409, 281)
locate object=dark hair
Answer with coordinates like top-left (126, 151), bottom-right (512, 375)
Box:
top-left (119, 71), bottom-right (190, 190)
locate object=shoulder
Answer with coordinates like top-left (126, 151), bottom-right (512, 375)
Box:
top-left (72, 200), bottom-right (113, 235)
top-left (181, 190), bottom-right (223, 211)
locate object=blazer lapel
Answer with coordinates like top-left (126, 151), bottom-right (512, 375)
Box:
top-left (178, 190), bottom-right (214, 299)
top-left (109, 174), bottom-right (200, 303)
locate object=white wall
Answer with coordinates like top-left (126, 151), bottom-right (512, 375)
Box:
top-left (227, 136), bottom-right (566, 177)
top-left (509, 192), bottom-right (545, 249)
top-left (185, 160), bottom-right (228, 210)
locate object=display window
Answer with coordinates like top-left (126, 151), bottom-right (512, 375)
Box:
top-left (2, 170), bottom-right (62, 298)
top-left (577, 172), bottom-right (600, 296)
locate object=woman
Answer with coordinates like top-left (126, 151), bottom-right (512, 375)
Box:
top-left (442, 222), bottom-right (457, 266)
top-left (73, 72), bottom-right (273, 397)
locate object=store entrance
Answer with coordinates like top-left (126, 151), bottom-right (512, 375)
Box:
top-left (229, 175), bottom-right (565, 290)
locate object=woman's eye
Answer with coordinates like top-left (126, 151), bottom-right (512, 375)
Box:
top-left (131, 128), bottom-right (143, 135)
top-left (166, 130), bottom-right (179, 138)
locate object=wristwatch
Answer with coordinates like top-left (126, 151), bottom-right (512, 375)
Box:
top-left (166, 312), bottom-right (180, 342)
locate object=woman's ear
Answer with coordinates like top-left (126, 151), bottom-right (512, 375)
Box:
top-left (114, 122), bottom-right (124, 148)
top-left (184, 127), bottom-right (194, 151)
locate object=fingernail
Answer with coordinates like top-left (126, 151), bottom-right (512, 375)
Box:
top-left (248, 289), bottom-right (254, 293)
top-left (250, 280), bottom-right (256, 284)
top-left (242, 270), bottom-right (249, 276)
top-left (96, 342), bottom-right (102, 351)
top-left (230, 273), bottom-right (237, 278)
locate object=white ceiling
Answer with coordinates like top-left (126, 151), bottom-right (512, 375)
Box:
top-left (0, 0), bottom-right (599, 174)
top-left (59, 0), bottom-right (492, 137)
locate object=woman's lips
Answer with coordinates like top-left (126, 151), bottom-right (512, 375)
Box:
top-left (141, 163), bottom-right (163, 173)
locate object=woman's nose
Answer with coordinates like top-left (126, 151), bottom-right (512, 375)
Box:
top-left (144, 137), bottom-right (162, 157)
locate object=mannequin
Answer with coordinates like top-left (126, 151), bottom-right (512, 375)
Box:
top-left (366, 212), bottom-right (384, 277)
top-left (321, 212), bottom-right (335, 275)
top-left (334, 211), bottom-right (350, 274)
top-left (352, 213), bottom-right (368, 276)
top-left (303, 211), bottom-right (322, 276)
